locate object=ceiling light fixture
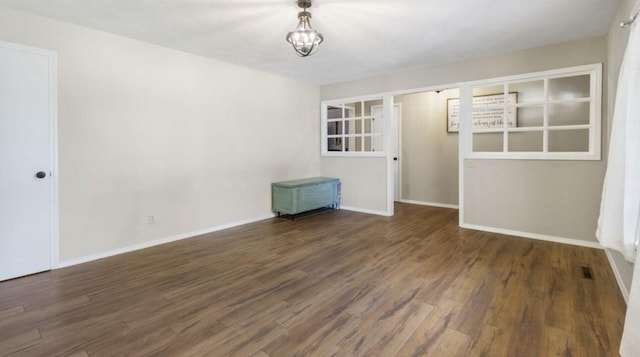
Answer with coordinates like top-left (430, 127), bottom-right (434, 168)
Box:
top-left (286, 0), bottom-right (323, 57)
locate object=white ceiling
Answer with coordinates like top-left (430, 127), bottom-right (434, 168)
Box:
top-left (0, 0), bottom-right (619, 85)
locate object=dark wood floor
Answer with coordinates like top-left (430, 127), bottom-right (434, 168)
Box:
top-left (0, 203), bottom-right (627, 356)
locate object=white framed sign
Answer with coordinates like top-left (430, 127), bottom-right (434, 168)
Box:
top-left (447, 93), bottom-right (518, 133)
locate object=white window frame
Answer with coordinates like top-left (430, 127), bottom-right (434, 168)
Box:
top-left (321, 95), bottom-right (386, 157)
top-left (464, 63), bottom-right (602, 160)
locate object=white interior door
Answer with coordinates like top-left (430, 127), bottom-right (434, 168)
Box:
top-left (0, 41), bottom-right (56, 281)
top-left (372, 105), bottom-right (401, 201)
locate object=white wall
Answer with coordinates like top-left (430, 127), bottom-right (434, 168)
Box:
top-left (320, 157), bottom-right (387, 214)
top-left (320, 37), bottom-right (608, 100)
top-left (321, 36), bottom-right (608, 243)
top-left (0, 5), bottom-right (321, 262)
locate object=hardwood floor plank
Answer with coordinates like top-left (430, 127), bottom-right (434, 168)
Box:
top-left (505, 289), bottom-right (546, 356)
top-left (0, 295), bottom-right (91, 342)
top-left (155, 318), bottom-right (228, 355)
top-left (312, 344), bottom-right (356, 357)
top-left (262, 312), bottom-right (357, 356)
top-left (275, 278), bottom-right (371, 331)
top-left (354, 302), bottom-right (434, 356)
top-left (11, 321), bottom-right (126, 357)
top-left (544, 267), bottom-right (576, 334)
top-left (0, 273), bottom-right (53, 311)
top-left (542, 326), bottom-right (576, 356)
top-left (426, 328), bottom-right (472, 356)
top-left (394, 304), bottom-right (459, 356)
top-left (182, 322), bottom-right (287, 356)
top-left (64, 351), bottom-right (89, 357)
top-left (0, 203), bottom-right (626, 356)
top-left (288, 312), bottom-right (361, 356)
top-left (464, 324), bottom-right (511, 356)
top-left (0, 306), bottom-right (24, 320)
top-left (248, 351), bottom-right (271, 357)
top-left (448, 274), bottom-right (499, 337)
top-left (0, 329), bottom-right (41, 357)
top-left (84, 326), bottom-right (179, 356)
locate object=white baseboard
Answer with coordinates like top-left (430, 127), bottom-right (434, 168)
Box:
top-left (56, 213), bottom-right (275, 268)
top-left (399, 199), bottom-right (459, 210)
top-left (340, 206), bottom-right (391, 216)
top-left (460, 223), bottom-right (603, 249)
top-left (604, 249), bottom-right (630, 304)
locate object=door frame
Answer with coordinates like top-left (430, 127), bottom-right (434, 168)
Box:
top-left (1, 40), bottom-right (59, 270)
top-left (387, 83), bottom-right (463, 218)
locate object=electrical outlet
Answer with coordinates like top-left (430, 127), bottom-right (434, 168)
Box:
top-left (148, 215), bottom-right (156, 224)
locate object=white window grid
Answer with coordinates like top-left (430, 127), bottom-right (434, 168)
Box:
top-left (322, 96), bottom-right (385, 157)
top-left (465, 64), bottom-right (601, 160)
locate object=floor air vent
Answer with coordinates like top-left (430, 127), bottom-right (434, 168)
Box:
top-left (582, 266), bottom-right (594, 280)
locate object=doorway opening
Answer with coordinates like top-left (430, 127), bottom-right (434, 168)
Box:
top-left (392, 88), bottom-right (460, 209)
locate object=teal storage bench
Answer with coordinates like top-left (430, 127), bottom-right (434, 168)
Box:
top-left (272, 177), bottom-right (340, 219)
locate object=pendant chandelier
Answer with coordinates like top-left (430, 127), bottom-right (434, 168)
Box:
top-left (286, 0), bottom-right (323, 57)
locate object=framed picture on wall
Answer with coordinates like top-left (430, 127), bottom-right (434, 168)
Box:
top-left (447, 92), bottom-right (518, 133)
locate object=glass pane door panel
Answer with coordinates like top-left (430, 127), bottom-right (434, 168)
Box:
top-left (508, 131), bottom-right (543, 152)
top-left (327, 138), bottom-right (342, 152)
top-left (344, 119), bottom-right (360, 135)
top-left (344, 136), bottom-right (361, 152)
top-left (549, 75), bottom-right (590, 100)
top-left (355, 137), bottom-right (363, 152)
top-left (516, 106), bottom-right (544, 127)
top-left (548, 102), bottom-right (590, 126)
top-left (548, 129), bottom-right (589, 152)
top-left (473, 132), bottom-right (503, 152)
top-left (508, 80), bottom-right (544, 104)
top-left (364, 136), bottom-right (372, 151)
top-left (363, 100), bottom-right (382, 117)
top-left (343, 102), bottom-right (358, 119)
top-left (327, 106), bottom-right (342, 119)
top-left (362, 118), bottom-right (373, 134)
top-left (371, 134), bottom-right (384, 152)
top-left (327, 121), bottom-right (344, 135)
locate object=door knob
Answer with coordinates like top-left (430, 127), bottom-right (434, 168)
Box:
top-left (35, 171), bottom-right (47, 179)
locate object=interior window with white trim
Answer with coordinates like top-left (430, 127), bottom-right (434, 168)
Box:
top-left (466, 64), bottom-right (601, 160)
top-left (322, 97), bottom-right (385, 156)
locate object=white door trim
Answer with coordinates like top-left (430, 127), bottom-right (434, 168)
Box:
top-left (384, 95), bottom-right (394, 216)
top-left (0, 40), bottom-right (59, 270)
top-left (458, 84), bottom-right (470, 226)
